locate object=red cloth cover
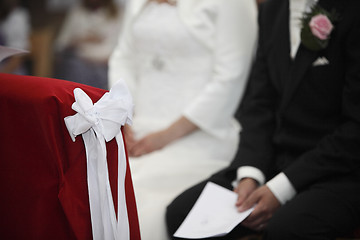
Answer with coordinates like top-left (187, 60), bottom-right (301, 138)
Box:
top-left (0, 73), bottom-right (140, 240)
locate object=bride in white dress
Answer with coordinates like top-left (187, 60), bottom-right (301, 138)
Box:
top-left (108, 0), bottom-right (258, 239)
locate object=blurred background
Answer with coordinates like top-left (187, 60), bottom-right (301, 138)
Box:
top-left (0, 0), bottom-right (127, 83)
top-left (0, 0), bottom-right (265, 88)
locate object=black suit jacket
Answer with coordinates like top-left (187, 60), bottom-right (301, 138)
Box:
top-left (228, 0), bottom-right (360, 193)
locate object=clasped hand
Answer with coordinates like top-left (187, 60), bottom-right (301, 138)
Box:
top-left (123, 116), bottom-right (198, 157)
top-left (123, 125), bottom-right (170, 157)
top-left (234, 178), bottom-right (280, 231)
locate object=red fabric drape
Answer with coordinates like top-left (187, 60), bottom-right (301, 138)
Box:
top-left (0, 73), bottom-right (140, 240)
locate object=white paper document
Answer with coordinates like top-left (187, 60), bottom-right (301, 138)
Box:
top-left (174, 182), bottom-right (254, 239)
top-left (0, 45), bottom-right (29, 62)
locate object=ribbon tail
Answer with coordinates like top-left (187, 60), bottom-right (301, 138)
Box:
top-left (82, 129), bottom-right (118, 240)
top-left (82, 130), bottom-right (104, 240)
top-left (116, 133), bottom-right (130, 240)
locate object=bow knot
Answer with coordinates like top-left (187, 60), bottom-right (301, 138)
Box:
top-left (65, 81), bottom-right (133, 142)
top-left (85, 107), bottom-right (100, 125)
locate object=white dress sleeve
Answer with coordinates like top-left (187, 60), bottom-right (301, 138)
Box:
top-left (183, 0), bottom-right (258, 139)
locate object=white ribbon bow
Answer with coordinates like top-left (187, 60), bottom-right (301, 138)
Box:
top-left (64, 80), bottom-right (133, 240)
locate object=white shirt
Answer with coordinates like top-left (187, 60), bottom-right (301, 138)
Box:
top-left (289, 0), bottom-right (318, 58)
top-left (236, 0), bottom-right (318, 205)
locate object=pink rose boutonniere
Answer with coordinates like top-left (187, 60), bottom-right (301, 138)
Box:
top-left (300, 5), bottom-right (339, 51)
top-left (309, 14), bottom-right (333, 40)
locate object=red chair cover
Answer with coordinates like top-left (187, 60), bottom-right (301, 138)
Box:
top-left (0, 73), bottom-right (140, 240)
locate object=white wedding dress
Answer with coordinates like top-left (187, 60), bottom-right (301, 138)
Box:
top-left (125, 2), bottom-right (240, 240)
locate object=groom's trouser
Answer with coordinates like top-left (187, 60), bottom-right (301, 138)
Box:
top-left (166, 169), bottom-right (360, 240)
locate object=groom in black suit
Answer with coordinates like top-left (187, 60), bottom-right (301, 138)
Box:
top-left (166, 0), bottom-right (360, 239)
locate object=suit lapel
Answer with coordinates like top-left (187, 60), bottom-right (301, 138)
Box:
top-left (271, 0), bottom-right (291, 91)
top-left (280, 45), bottom-right (319, 112)
top-left (256, 0), bottom-right (290, 97)
top-left (279, 0), bottom-right (328, 112)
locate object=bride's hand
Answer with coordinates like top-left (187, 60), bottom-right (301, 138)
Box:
top-left (128, 129), bottom-right (171, 157)
top-left (129, 116), bottom-right (198, 157)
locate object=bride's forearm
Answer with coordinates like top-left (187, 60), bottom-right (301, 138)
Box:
top-left (163, 116), bottom-right (198, 143)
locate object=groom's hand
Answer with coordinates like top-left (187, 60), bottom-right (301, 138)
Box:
top-left (234, 178), bottom-right (258, 208)
top-left (238, 185), bottom-right (280, 231)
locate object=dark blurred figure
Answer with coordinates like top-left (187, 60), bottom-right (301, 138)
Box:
top-left (54, 0), bottom-right (124, 89)
top-left (0, 0), bottom-right (30, 74)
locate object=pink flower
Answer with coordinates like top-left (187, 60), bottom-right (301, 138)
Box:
top-left (309, 14), bottom-right (334, 40)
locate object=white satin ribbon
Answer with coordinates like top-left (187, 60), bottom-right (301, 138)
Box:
top-left (64, 80), bottom-right (133, 240)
